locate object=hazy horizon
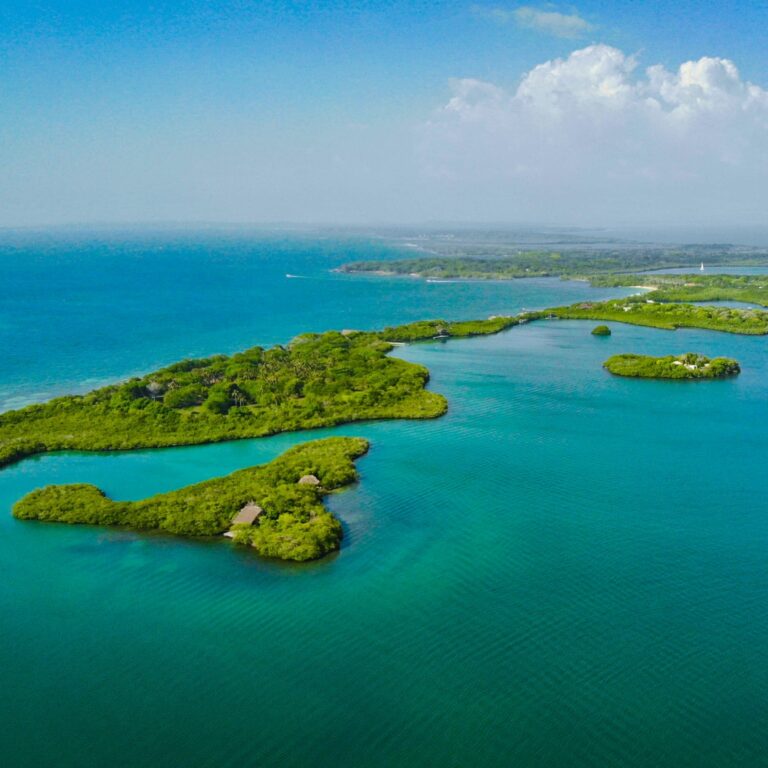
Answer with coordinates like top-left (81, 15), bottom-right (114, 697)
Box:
top-left (4, 221), bottom-right (768, 248)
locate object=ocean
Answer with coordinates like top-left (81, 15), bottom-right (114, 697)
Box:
top-left (1, 230), bottom-right (767, 767)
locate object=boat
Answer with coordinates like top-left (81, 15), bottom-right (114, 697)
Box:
top-left (700, 262), bottom-right (705, 271)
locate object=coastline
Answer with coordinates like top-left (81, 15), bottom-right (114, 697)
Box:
top-left (4, 292), bottom-right (767, 469)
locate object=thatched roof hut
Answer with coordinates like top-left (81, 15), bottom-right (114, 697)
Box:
top-left (231, 502), bottom-right (264, 525)
top-left (298, 474), bottom-right (321, 486)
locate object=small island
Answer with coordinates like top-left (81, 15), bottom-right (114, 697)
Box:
top-left (591, 325), bottom-right (611, 336)
top-left (603, 353), bottom-right (741, 380)
top-left (13, 437), bottom-right (368, 561)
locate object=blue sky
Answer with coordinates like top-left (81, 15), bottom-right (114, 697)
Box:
top-left (3, 1), bottom-right (768, 226)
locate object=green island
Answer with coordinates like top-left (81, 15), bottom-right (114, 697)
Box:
top-left (378, 315), bottom-right (529, 342)
top-left (550, 300), bottom-right (768, 334)
top-left (603, 353), bottom-right (741, 380)
top-left (13, 437), bottom-right (368, 562)
top-left (588, 273), bottom-right (768, 307)
top-left (0, 331), bottom-right (443, 468)
top-left (591, 325), bottom-right (611, 336)
top-left (0, 317), bottom-right (533, 469)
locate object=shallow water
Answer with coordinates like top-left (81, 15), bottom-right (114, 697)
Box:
top-left (2, 234), bottom-right (768, 767)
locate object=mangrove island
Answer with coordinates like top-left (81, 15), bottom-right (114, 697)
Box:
top-left (13, 437), bottom-right (368, 561)
top-left (0, 316), bottom-right (532, 469)
top-left (603, 353), bottom-right (741, 380)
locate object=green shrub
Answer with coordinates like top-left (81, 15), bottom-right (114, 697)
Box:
top-left (163, 384), bottom-right (207, 409)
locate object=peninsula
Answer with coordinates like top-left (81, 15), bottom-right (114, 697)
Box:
top-left (550, 300), bottom-right (768, 334)
top-left (13, 437), bottom-right (368, 561)
top-left (603, 353), bottom-right (741, 379)
top-left (0, 317), bottom-right (528, 469)
top-left (588, 273), bottom-right (768, 307)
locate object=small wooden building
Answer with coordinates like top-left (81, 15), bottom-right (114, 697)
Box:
top-left (298, 474), bottom-right (321, 486)
top-left (231, 502), bottom-right (264, 525)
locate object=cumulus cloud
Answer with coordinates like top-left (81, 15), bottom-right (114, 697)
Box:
top-left (419, 45), bottom-right (768, 223)
top-left (472, 5), bottom-right (593, 38)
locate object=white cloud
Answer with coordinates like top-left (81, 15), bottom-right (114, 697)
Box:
top-left (514, 6), bottom-right (593, 38)
top-left (473, 5), bottom-right (593, 38)
top-left (419, 45), bottom-right (768, 223)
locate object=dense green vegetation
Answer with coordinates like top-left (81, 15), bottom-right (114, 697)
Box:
top-left (339, 249), bottom-right (768, 280)
top-left (342, 252), bottom-right (569, 278)
top-left (3, 290), bottom-right (761, 475)
top-left (14, 437), bottom-right (368, 561)
top-left (591, 325), bottom-right (611, 336)
top-left (0, 331), bottom-right (446, 468)
top-left (0, 314), bottom-right (543, 469)
top-left (603, 353), bottom-right (741, 380)
top-left (551, 300), bottom-right (768, 334)
top-left (378, 314), bottom-right (535, 342)
top-left (589, 273), bottom-right (768, 307)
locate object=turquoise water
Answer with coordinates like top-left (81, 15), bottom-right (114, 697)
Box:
top-left (2, 233), bottom-right (768, 767)
top-left (0, 230), bottom-right (622, 410)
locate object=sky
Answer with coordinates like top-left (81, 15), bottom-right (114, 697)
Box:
top-left (2, 0), bottom-right (768, 227)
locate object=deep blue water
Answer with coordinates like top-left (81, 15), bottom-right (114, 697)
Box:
top-left (0, 230), bottom-right (626, 410)
top-left (2, 232), bottom-right (768, 767)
